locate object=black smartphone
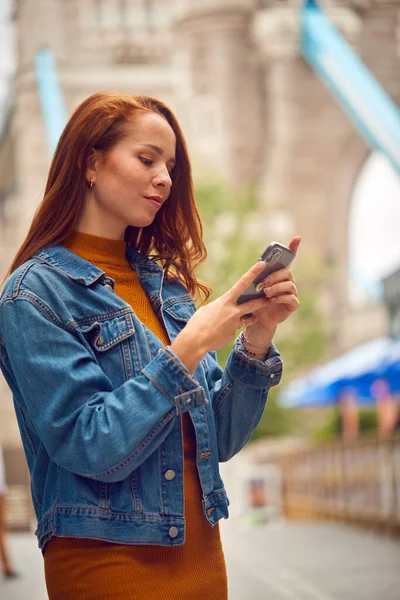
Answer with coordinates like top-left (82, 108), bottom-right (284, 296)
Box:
top-left (237, 242), bottom-right (295, 307)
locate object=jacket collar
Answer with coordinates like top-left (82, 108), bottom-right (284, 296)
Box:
top-left (34, 244), bottom-right (163, 287)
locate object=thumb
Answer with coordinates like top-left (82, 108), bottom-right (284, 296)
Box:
top-left (288, 236), bottom-right (301, 256)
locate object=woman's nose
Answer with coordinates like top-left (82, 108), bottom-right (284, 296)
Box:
top-left (154, 167), bottom-right (172, 188)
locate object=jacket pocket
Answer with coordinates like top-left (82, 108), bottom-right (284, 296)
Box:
top-left (162, 295), bottom-right (196, 323)
top-left (77, 311), bottom-right (136, 384)
top-left (79, 312), bottom-right (135, 350)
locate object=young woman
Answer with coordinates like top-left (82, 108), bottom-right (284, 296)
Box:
top-left (0, 92), bottom-right (300, 599)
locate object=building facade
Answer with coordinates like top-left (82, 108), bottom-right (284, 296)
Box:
top-left (0, 0), bottom-right (398, 445)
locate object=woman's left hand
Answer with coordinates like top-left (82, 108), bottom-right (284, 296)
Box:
top-left (245, 236), bottom-right (301, 337)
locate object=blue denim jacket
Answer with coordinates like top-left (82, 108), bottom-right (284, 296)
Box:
top-left (0, 244), bottom-right (282, 551)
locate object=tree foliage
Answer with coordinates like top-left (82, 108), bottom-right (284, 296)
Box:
top-left (194, 179), bottom-right (330, 440)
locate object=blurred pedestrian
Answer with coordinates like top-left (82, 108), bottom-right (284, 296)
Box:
top-left (0, 92), bottom-right (300, 599)
top-left (0, 445), bottom-right (18, 579)
top-left (338, 389), bottom-right (359, 441)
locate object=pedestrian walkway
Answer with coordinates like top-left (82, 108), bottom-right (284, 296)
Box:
top-left (1, 520), bottom-right (399, 599)
top-left (0, 532), bottom-right (46, 600)
top-left (221, 519), bottom-right (400, 600)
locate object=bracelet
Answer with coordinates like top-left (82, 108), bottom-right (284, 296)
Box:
top-left (241, 331), bottom-right (270, 350)
top-left (240, 331), bottom-right (270, 357)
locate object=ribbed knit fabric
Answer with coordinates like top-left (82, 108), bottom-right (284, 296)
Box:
top-left (44, 231), bottom-right (227, 600)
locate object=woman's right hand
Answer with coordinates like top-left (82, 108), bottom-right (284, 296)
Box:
top-left (170, 261), bottom-right (271, 373)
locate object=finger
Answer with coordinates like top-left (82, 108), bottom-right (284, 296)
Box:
top-left (263, 267), bottom-right (294, 286)
top-left (237, 296), bottom-right (271, 316)
top-left (227, 261), bottom-right (266, 300)
top-left (264, 281), bottom-right (298, 298)
top-left (288, 236), bottom-right (301, 256)
top-left (269, 294), bottom-right (300, 309)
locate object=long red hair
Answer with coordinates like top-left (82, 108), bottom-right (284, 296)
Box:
top-left (5, 92), bottom-right (211, 302)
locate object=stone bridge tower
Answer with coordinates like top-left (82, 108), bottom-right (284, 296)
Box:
top-left (1, 0), bottom-right (399, 446)
top-left (175, 0), bottom-right (399, 351)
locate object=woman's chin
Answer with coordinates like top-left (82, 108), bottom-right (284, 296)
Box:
top-left (128, 216), bottom-right (156, 229)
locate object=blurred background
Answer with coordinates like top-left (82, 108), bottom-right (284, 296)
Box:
top-left (0, 1), bottom-right (399, 598)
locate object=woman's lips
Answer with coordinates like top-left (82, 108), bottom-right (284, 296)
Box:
top-left (144, 195), bottom-right (162, 208)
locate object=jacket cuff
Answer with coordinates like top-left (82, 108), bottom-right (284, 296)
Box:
top-left (142, 347), bottom-right (207, 414)
top-left (226, 335), bottom-right (283, 389)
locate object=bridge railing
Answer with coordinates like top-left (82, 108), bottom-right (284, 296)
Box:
top-left (280, 433), bottom-right (400, 536)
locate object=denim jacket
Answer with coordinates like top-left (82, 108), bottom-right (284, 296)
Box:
top-left (0, 244), bottom-right (282, 552)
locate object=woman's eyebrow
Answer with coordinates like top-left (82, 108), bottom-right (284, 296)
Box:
top-left (138, 143), bottom-right (176, 166)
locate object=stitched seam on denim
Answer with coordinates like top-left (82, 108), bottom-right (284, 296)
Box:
top-left (33, 254), bottom-right (105, 284)
top-left (162, 295), bottom-right (194, 309)
top-left (164, 295), bottom-right (193, 306)
top-left (163, 312), bottom-right (189, 324)
top-left (142, 371), bottom-right (176, 405)
top-left (212, 382), bottom-right (233, 415)
top-left (121, 339), bottom-right (134, 380)
top-left (87, 412), bottom-right (174, 479)
top-left (196, 406), bottom-right (211, 496)
top-left (49, 506), bottom-right (181, 521)
top-left (0, 262), bottom-right (34, 308)
top-left (34, 255), bottom-right (100, 284)
top-left (3, 294), bottom-right (66, 329)
top-left (130, 471), bottom-right (143, 513)
top-left (96, 329), bottom-right (135, 351)
top-left (225, 364), bottom-right (278, 389)
top-left (159, 444), bottom-right (166, 514)
top-left (233, 346), bottom-right (282, 370)
top-left (11, 260), bottom-right (38, 297)
top-left (160, 348), bottom-right (198, 384)
top-left (74, 307), bottom-right (134, 326)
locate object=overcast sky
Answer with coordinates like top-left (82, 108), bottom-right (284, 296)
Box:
top-left (0, 0), bottom-right (399, 297)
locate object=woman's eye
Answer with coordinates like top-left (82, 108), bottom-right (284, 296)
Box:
top-left (139, 157), bottom-right (153, 166)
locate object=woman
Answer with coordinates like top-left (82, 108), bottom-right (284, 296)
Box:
top-left (0, 92), bottom-right (300, 599)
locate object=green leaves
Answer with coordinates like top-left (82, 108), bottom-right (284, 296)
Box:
top-left (194, 179), bottom-right (329, 440)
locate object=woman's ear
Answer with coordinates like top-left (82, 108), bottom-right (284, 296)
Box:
top-left (85, 148), bottom-right (100, 183)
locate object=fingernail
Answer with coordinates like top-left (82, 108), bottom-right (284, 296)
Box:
top-left (264, 287), bottom-right (271, 297)
top-left (264, 279), bottom-right (271, 287)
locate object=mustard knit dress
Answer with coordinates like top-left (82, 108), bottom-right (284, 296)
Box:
top-left (43, 232), bottom-right (228, 600)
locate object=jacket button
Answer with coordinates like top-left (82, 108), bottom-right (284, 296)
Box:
top-left (169, 526), bottom-right (179, 538)
top-left (164, 470), bottom-right (176, 481)
top-left (104, 284), bottom-right (113, 291)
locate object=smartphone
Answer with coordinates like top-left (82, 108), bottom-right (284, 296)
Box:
top-left (237, 242), bottom-right (295, 307)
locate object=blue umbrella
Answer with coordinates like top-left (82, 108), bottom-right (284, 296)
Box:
top-left (278, 337), bottom-right (400, 408)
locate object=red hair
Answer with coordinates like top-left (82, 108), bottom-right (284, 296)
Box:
top-left (5, 92), bottom-right (211, 302)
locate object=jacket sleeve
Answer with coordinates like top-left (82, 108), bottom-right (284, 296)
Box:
top-left (204, 335), bottom-right (283, 462)
top-left (0, 296), bottom-right (207, 483)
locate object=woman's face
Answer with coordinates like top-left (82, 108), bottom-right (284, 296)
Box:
top-left (80, 111), bottom-right (177, 240)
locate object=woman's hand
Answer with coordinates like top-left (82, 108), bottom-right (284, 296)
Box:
top-left (170, 237), bottom-right (301, 372)
top-left (171, 261), bottom-right (272, 372)
top-left (244, 236), bottom-right (301, 347)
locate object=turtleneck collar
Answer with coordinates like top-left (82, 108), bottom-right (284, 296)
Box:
top-left (62, 231), bottom-right (128, 267)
